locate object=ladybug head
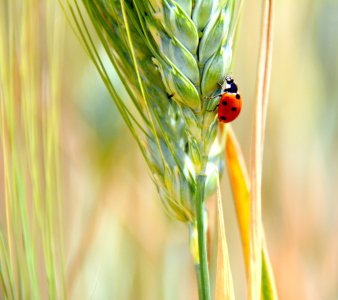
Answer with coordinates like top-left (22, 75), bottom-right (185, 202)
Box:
top-left (225, 76), bottom-right (234, 84)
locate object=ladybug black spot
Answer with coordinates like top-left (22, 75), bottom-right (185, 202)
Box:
top-left (231, 107), bottom-right (237, 111)
top-left (220, 116), bottom-right (227, 120)
top-left (236, 94), bottom-right (240, 99)
top-left (222, 101), bottom-right (227, 105)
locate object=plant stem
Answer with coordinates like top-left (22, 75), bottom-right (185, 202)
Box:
top-left (195, 264), bottom-right (203, 300)
top-left (195, 173), bottom-right (211, 300)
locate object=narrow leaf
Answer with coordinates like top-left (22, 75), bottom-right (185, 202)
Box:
top-left (225, 126), bottom-right (250, 273)
top-left (248, 0), bottom-right (274, 298)
top-left (261, 237), bottom-right (278, 300)
top-left (225, 126), bottom-right (278, 299)
top-left (215, 173), bottom-right (235, 300)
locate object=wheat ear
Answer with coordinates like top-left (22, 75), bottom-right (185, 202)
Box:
top-left (62, 0), bottom-right (236, 298)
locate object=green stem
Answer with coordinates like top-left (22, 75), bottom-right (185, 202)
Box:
top-left (195, 264), bottom-right (203, 300)
top-left (195, 174), bottom-right (211, 300)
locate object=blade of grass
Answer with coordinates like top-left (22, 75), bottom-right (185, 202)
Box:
top-left (225, 126), bottom-right (250, 274)
top-left (0, 2), bottom-right (15, 292)
top-left (1, 2), bottom-right (68, 298)
top-left (45, 2), bottom-right (67, 298)
top-left (248, 0), bottom-right (274, 299)
top-left (215, 173), bottom-right (235, 300)
top-left (195, 174), bottom-right (211, 300)
top-left (21, 2), bottom-right (55, 297)
top-left (261, 235), bottom-right (278, 299)
top-left (1, 2), bottom-right (41, 297)
top-left (0, 231), bottom-right (15, 299)
top-left (225, 127), bottom-right (278, 299)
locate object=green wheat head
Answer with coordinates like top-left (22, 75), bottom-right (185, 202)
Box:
top-left (68, 0), bottom-right (236, 223)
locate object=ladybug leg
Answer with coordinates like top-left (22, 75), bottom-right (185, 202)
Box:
top-left (204, 82), bottom-right (225, 99)
top-left (207, 104), bottom-right (219, 112)
top-left (204, 94), bottom-right (222, 100)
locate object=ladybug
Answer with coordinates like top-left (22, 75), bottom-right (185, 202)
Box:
top-left (207, 76), bottom-right (242, 123)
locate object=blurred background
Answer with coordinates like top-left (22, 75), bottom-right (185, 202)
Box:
top-left (1, 1), bottom-right (338, 299)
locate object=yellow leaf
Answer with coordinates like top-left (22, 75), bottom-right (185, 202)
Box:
top-left (225, 126), bottom-right (250, 275)
top-left (225, 126), bottom-right (278, 300)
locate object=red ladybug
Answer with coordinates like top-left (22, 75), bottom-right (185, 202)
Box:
top-left (207, 76), bottom-right (242, 123)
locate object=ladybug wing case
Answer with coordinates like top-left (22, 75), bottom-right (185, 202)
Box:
top-left (217, 93), bottom-right (242, 123)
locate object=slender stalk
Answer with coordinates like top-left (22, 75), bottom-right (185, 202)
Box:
top-left (195, 174), bottom-right (211, 300)
top-left (195, 264), bottom-right (203, 300)
top-left (249, 0), bottom-right (274, 299)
